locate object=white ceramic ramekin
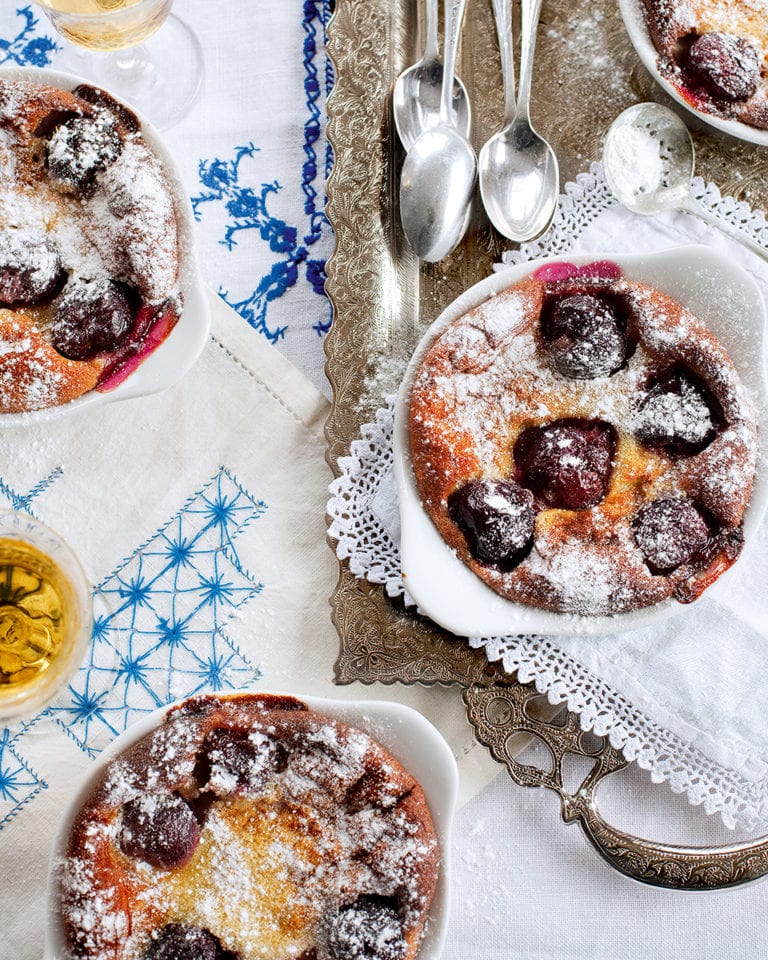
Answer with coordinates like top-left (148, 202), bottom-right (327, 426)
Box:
top-left (394, 246), bottom-right (768, 637)
top-left (0, 65), bottom-right (210, 425)
top-left (45, 691), bottom-right (458, 960)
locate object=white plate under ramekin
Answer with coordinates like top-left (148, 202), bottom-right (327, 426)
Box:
top-left (618, 0), bottom-right (768, 148)
top-left (0, 66), bottom-right (210, 426)
top-left (394, 246), bottom-right (768, 638)
top-left (44, 691), bottom-right (458, 960)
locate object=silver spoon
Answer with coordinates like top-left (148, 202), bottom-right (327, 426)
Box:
top-left (478, 0), bottom-right (559, 242)
top-left (603, 102), bottom-right (768, 264)
top-left (399, 0), bottom-right (476, 263)
top-left (392, 0), bottom-right (471, 151)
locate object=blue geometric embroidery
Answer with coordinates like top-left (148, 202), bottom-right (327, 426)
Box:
top-left (0, 471), bottom-right (58, 828)
top-left (0, 728), bottom-right (45, 829)
top-left (0, 468), bottom-right (63, 515)
top-left (0, 6), bottom-right (58, 67)
top-left (47, 467), bottom-right (264, 753)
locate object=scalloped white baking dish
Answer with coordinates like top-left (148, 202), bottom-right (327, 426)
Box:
top-left (618, 0), bottom-right (768, 148)
top-left (44, 691), bottom-right (458, 960)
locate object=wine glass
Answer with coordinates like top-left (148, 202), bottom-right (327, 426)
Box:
top-left (0, 510), bottom-right (93, 724)
top-left (34, 0), bottom-right (204, 130)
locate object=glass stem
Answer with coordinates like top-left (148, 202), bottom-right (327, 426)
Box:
top-left (112, 46), bottom-right (150, 80)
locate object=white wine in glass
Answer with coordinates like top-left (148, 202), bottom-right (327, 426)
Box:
top-left (35, 0), bottom-right (173, 51)
top-left (0, 510), bottom-right (93, 724)
top-left (35, 0), bottom-right (204, 130)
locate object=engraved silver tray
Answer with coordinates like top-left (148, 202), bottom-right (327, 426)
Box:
top-left (324, 0), bottom-right (768, 888)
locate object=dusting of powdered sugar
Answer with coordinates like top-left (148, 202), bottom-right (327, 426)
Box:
top-left (411, 277), bottom-right (758, 615)
top-left (544, 6), bottom-right (633, 100)
top-left (0, 226), bottom-right (61, 292)
top-left (0, 313), bottom-right (68, 410)
top-left (87, 138), bottom-right (178, 303)
top-left (525, 526), bottom-right (640, 613)
top-left (61, 707), bottom-right (438, 960)
top-left (0, 79), bottom-right (182, 413)
top-left (630, 374), bottom-right (714, 445)
top-left (643, 0), bottom-right (768, 129)
top-left (0, 81), bottom-right (179, 303)
top-left (47, 112), bottom-right (121, 190)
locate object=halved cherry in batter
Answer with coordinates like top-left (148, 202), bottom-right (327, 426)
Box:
top-left (514, 418), bottom-right (616, 510)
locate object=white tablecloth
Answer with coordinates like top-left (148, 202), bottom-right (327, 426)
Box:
top-left (0, 3), bottom-right (766, 958)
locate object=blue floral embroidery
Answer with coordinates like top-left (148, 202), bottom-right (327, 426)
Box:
top-left (0, 6), bottom-right (58, 67)
top-left (192, 145), bottom-right (300, 344)
top-left (192, 1), bottom-right (333, 343)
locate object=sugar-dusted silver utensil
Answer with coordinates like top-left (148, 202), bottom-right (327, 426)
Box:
top-left (603, 103), bottom-right (768, 264)
top-left (399, 0), bottom-right (476, 263)
top-left (478, 0), bottom-right (559, 242)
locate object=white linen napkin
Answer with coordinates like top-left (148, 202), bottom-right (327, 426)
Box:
top-left (328, 164), bottom-right (768, 830)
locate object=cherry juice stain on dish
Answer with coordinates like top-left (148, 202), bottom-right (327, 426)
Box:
top-left (640, 0), bottom-right (768, 130)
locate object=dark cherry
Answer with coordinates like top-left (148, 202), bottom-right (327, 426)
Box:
top-left (45, 113), bottom-right (122, 193)
top-left (543, 294), bottom-right (627, 379)
top-left (514, 418), bottom-right (616, 510)
top-left (73, 83), bottom-right (141, 133)
top-left (326, 896), bottom-right (407, 960)
top-left (632, 498), bottom-right (710, 574)
top-left (448, 478), bottom-right (535, 565)
top-left (144, 924), bottom-right (222, 960)
top-left (33, 108), bottom-right (79, 140)
top-left (119, 792), bottom-right (200, 870)
top-left (0, 232), bottom-right (65, 306)
top-left (202, 727), bottom-right (287, 794)
top-left (685, 33), bottom-right (761, 103)
top-left (633, 368), bottom-right (716, 455)
top-left (51, 278), bottom-right (136, 360)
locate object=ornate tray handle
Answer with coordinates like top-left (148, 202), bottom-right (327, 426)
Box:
top-left (464, 683), bottom-right (768, 890)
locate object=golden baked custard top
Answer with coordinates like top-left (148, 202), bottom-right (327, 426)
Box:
top-left (59, 694), bottom-right (439, 960)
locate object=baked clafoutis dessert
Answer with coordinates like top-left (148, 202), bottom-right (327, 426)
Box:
top-left (408, 261), bottom-right (758, 617)
top-left (0, 77), bottom-right (182, 413)
top-left (639, 0), bottom-right (768, 130)
top-left (59, 694), bottom-right (440, 960)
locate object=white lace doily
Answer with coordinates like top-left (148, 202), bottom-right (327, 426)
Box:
top-left (327, 163), bottom-right (768, 830)
top-left (498, 161), bottom-right (768, 266)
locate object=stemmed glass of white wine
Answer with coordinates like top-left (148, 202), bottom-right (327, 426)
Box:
top-left (34, 0), bottom-right (204, 130)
